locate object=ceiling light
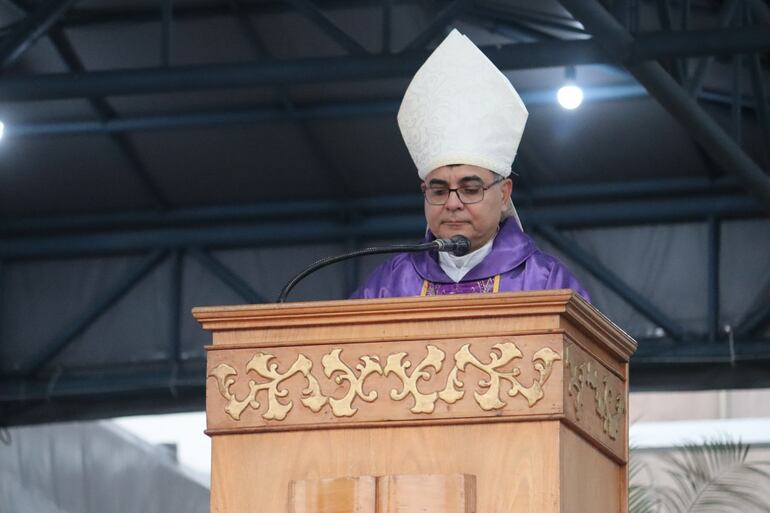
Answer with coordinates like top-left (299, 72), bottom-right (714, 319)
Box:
top-left (557, 85), bottom-right (583, 110)
top-left (0, 121), bottom-right (4, 141)
top-left (557, 66), bottom-right (583, 110)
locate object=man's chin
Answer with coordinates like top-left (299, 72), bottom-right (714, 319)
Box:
top-left (437, 225), bottom-right (473, 240)
top-left (441, 221), bottom-right (471, 230)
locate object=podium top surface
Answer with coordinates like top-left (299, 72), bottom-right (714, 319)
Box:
top-left (193, 289), bottom-right (636, 361)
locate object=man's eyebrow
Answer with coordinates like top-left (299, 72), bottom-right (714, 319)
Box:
top-left (428, 175), bottom-right (484, 186)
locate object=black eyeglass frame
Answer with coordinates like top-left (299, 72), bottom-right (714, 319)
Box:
top-left (421, 176), bottom-right (506, 205)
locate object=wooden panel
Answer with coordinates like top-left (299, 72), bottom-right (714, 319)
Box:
top-left (560, 424), bottom-right (624, 513)
top-left (206, 334), bottom-right (565, 434)
top-left (199, 292), bottom-right (637, 513)
top-left (561, 342), bottom-right (627, 461)
top-left (562, 325), bottom-right (625, 379)
top-left (210, 317), bottom-right (561, 348)
top-left (376, 474), bottom-right (476, 513)
top-left (210, 422), bottom-right (559, 513)
top-left (289, 476), bottom-right (376, 513)
top-left (193, 291), bottom-right (635, 359)
top-left (195, 290), bottom-right (575, 335)
top-left (288, 474), bottom-right (475, 513)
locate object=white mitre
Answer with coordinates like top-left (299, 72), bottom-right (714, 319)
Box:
top-left (397, 29), bottom-right (528, 229)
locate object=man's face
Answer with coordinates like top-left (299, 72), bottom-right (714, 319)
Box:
top-left (422, 165), bottom-right (512, 250)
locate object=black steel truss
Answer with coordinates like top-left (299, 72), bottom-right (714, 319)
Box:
top-left (1, 28), bottom-right (768, 102)
top-left (0, 205), bottom-right (768, 425)
top-left (1, 0), bottom-right (769, 425)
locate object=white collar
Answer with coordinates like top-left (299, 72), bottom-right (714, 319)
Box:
top-left (438, 236), bottom-right (495, 283)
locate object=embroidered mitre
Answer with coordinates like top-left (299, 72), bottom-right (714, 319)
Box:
top-left (397, 29), bottom-right (529, 179)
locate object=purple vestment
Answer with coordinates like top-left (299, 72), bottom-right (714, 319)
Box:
top-left (351, 218), bottom-right (591, 302)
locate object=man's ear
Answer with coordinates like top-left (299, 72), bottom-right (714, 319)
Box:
top-left (500, 178), bottom-right (513, 203)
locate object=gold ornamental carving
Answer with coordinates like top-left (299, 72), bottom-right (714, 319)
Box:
top-left (322, 348), bottom-right (384, 417)
top-left (384, 345), bottom-right (445, 413)
top-left (565, 346), bottom-right (625, 440)
top-left (439, 343), bottom-right (561, 411)
top-left (208, 341), bottom-right (561, 422)
top-left (208, 353), bottom-right (327, 421)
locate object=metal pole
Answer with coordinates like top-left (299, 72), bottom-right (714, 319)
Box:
top-left (169, 249), bottom-right (183, 361)
top-left (708, 216), bottom-right (720, 342)
top-left (732, 52), bottom-right (743, 145)
top-left (382, 0), bottom-right (392, 54)
top-left (747, 51), bottom-right (770, 168)
top-left (161, 0), bottom-right (173, 66)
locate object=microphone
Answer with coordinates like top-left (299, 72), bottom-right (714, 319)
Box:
top-left (276, 235), bottom-right (472, 302)
top-left (434, 235), bottom-right (471, 256)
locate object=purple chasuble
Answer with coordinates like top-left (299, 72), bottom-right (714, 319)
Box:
top-left (350, 218), bottom-right (591, 302)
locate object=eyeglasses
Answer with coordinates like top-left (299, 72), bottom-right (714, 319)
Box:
top-left (422, 176), bottom-right (505, 205)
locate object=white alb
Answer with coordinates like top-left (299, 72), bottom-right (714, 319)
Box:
top-left (439, 236), bottom-right (495, 282)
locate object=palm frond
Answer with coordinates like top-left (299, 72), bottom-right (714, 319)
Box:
top-left (629, 454), bottom-right (660, 513)
top-left (655, 436), bottom-right (770, 513)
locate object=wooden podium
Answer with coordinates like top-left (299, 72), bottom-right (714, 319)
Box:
top-left (194, 290), bottom-right (636, 513)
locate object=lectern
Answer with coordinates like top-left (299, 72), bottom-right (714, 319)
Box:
top-left (194, 290), bottom-right (636, 513)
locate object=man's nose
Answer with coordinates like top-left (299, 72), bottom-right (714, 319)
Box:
top-left (444, 189), bottom-right (464, 209)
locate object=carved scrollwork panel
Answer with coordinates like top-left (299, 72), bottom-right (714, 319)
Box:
top-left (439, 342), bottom-right (561, 411)
top-left (564, 345), bottom-right (625, 442)
top-left (207, 338), bottom-right (563, 425)
top-left (383, 345), bottom-right (445, 414)
top-left (208, 353), bottom-right (327, 421)
top-left (322, 349), bottom-right (383, 417)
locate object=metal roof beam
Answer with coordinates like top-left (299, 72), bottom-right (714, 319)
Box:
top-left (735, 299), bottom-right (770, 339)
top-left (18, 250), bottom-right (168, 377)
top-left (188, 248), bottom-right (266, 304)
top-left (745, 0), bottom-right (770, 24)
top-left (0, 0), bottom-right (78, 68)
top-left (534, 224), bottom-right (688, 341)
top-left (2, 27), bottom-right (769, 102)
top-left (0, 193), bottom-right (764, 260)
top-left (0, 176), bottom-right (742, 234)
top-left (284, 0), bottom-right (368, 55)
top-left (5, 82), bottom-right (647, 136)
top-left (228, 0), bottom-right (351, 196)
top-left (629, 25), bottom-right (770, 61)
top-left (47, 29), bottom-right (171, 209)
top-left (4, 0), bottom-right (170, 208)
top-left (7, 83), bottom-right (766, 137)
top-left (685, 0), bottom-right (741, 97)
top-left (399, 0), bottom-right (470, 53)
top-left (558, 0), bottom-right (770, 212)
top-left (748, 49), bottom-right (770, 168)
top-left (0, 40), bottom-right (599, 101)
top-left (52, 0), bottom-right (572, 28)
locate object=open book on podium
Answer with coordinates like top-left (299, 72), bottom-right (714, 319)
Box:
top-left (193, 289), bottom-right (637, 513)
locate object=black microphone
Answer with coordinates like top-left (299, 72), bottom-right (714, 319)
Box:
top-left (276, 235), bottom-right (472, 303)
top-left (434, 235), bottom-right (471, 256)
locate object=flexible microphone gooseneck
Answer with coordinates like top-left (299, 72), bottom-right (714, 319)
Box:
top-left (276, 235), bottom-right (471, 303)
